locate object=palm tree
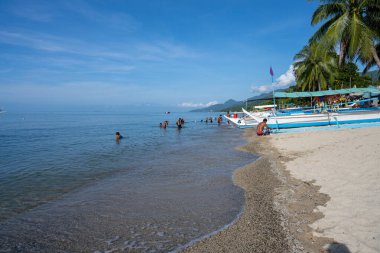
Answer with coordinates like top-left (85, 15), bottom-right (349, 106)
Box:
top-left (363, 43), bottom-right (380, 74)
top-left (294, 43), bottom-right (337, 91)
top-left (310, 0), bottom-right (380, 69)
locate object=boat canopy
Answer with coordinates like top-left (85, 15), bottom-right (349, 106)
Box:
top-left (273, 87), bottom-right (380, 98)
top-left (254, 104), bottom-right (276, 109)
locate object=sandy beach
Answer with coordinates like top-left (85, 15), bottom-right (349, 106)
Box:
top-left (270, 126), bottom-right (380, 253)
top-left (183, 126), bottom-right (380, 253)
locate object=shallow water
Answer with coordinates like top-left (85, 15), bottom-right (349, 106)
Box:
top-left (0, 111), bottom-right (256, 252)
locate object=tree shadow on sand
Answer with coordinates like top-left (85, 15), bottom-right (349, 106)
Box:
top-left (326, 242), bottom-right (351, 253)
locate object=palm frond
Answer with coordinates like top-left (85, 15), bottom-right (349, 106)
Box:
top-left (311, 2), bottom-right (345, 25)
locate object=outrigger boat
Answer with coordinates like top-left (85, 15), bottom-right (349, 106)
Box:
top-left (243, 87), bottom-right (380, 129)
top-left (223, 112), bottom-right (258, 128)
top-left (224, 105), bottom-right (276, 128)
top-left (245, 108), bottom-right (380, 129)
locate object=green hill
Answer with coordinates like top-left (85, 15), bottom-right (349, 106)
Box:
top-left (190, 90), bottom-right (281, 112)
top-left (190, 99), bottom-right (241, 112)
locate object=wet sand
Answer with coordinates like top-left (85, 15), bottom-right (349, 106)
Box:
top-left (183, 129), bottom-right (333, 253)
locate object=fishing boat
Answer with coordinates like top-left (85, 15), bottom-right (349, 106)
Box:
top-left (243, 87), bottom-right (380, 129)
top-left (223, 105), bottom-right (276, 128)
top-left (223, 112), bottom-right (258, 128)
top-left (245, 108), bottom-right (380, 128)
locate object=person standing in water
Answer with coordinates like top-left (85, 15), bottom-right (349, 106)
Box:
top-left (115, 132), bottom-right (123, 143)
top-left (176, 118), bottom-right (182, 129)
top-left (217, 115), bottom-right (223, 124)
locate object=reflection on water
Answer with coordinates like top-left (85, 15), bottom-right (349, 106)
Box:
top-left (0, 112), bottom-right (257, 252)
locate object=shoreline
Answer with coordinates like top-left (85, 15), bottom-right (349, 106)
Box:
top-left (182, 128), bottom-right (335, 253)
top-left (182, 128), bottom-right (290, 252)
top-left (183, 126), bottom-right (380, 253)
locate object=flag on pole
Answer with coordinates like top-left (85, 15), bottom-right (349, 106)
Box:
top-left (269, 66), bottom-right (275, 106)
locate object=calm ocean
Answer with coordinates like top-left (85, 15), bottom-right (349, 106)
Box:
top-left (0, 111), bottom-right (256, 252)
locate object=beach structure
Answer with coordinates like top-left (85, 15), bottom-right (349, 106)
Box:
top-left (244, 87), bottom-right (380, 129)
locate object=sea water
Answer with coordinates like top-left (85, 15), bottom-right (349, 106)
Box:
top-left (0, 111), bottom-right (256, 252)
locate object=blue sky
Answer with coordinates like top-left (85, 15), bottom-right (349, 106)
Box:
top-left (0, 0), bottom-right (319, 111)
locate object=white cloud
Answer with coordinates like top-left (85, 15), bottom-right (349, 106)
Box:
top-left (62, 1), bottom-right (139, 32)
top-left (250, 65), bottom-right (295, 94)
top-left (136, 41), bottom-right (200, 61)
top-left (275, 65), bottom-right (296, 87)
top-left (0, 30), bottom-right (198, 63)
top-left (250, 85), bottom-right (273, 94)
top-left (178, 101), bottom-right (218, 108)
top-left (0, 31), bottom-right (70, 52)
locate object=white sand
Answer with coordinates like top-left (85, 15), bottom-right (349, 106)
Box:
top-left (270, 126), bottom-right (380, 253)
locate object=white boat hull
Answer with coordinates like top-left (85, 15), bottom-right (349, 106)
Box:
top-left (243, 107), bottom-right (380, 129)
top-left (267, 110), bottom-right (380, 129)
top-left (223, 115), bottom-right (258, 128)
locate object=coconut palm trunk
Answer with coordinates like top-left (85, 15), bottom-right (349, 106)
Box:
top-left (371, 46), bottom-right (380, 68)
top-left (339, 43), bottom-right (345, 67)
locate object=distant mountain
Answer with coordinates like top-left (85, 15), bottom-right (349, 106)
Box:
top-left (190, 89), bottom-right (286, 112)
top-left (246, 90), bottom-right (277, 101)
top-left (190, 99), bottom-right (241, 112)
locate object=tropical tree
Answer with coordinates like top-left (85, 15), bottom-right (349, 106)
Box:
top-left (334, 61), bottom-right (374, 88)
top-left (310, 0), bottom-right (380, 69)
top-left (363, 43), bottom-right (380, 74)
top-left (294, 43), bottom-right (337, 91)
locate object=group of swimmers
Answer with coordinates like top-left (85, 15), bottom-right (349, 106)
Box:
top-left (176, 118), bottom-right (185, 128)
top-left (200, 115), bottom-right (223, 124)
top-left (159, 115), bottom-right (224, 129)
top-left (159, 118), bottom-right (185, 129)
top-left (116, 117), bottom-right (269, 145)
top-left (159, 120), bottom-right (169, 129)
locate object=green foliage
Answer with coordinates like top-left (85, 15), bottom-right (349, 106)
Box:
top-left (364, 43), bottom-right (380, 73)
top-left (293, 42), bottom-right (337, 91)
top-left (292, 0), bottom-right (380, 92)
top-left (310, 0), bottom-right (380, 68)
top-left (333, 62), bottom-right (375, 88)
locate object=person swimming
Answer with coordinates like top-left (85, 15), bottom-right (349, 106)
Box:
top-left (115, 132), bottom-right (123, 141)
top-left (160, 121), bottom-right (168, 128)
